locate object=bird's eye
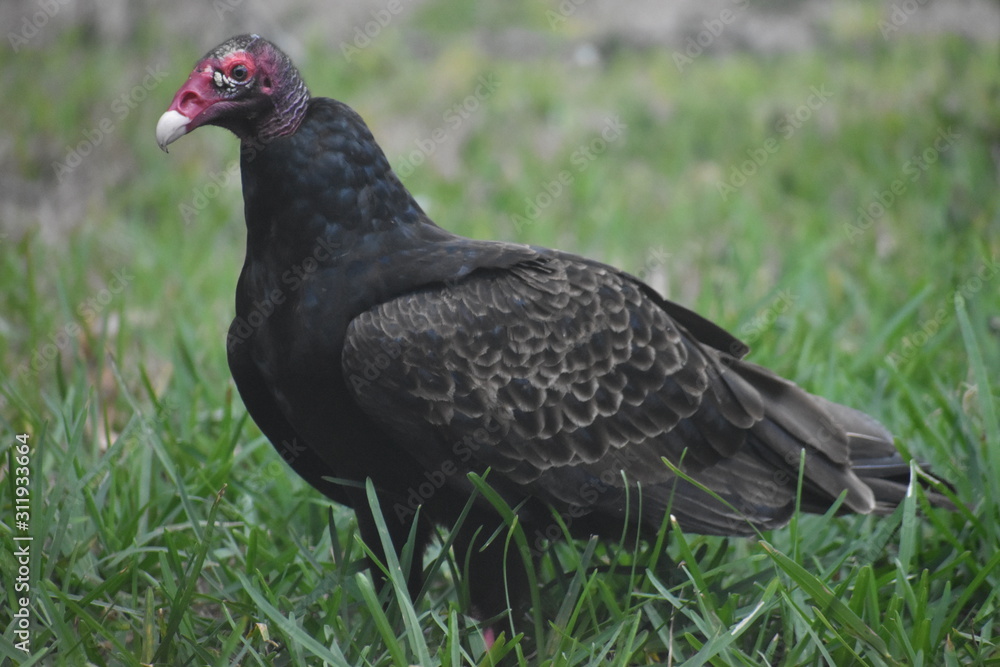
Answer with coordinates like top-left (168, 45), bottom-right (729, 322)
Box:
top-left (230, 64), bottom-right (249, 82)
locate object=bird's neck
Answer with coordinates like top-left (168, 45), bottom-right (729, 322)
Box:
top-left (238, 98), bottom-right (430, 267)
top-left (255, 75), bottom-right (310, 144)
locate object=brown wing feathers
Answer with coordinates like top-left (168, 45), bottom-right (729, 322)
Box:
top-left (342, 253), bottom-right (892, 534)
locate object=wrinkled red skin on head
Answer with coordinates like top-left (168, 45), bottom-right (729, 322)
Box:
top-left (165, 52), bottom-right (262, 132)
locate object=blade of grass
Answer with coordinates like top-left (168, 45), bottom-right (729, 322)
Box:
top-left (955, 293), bottom-right (1000, 500)
top-left (761, 541), bottom-right (892, 659)
top-left (467, 471), bottom-right (545, 646)
top-left (355, 571), bottom-right (408, 666)
top-left (238, 571), bottom-right (351, 666)
top-left (153, 485), bottom-right (225, 663)
top-left (364, 479), bottom-right (433, 666)
top-left (685, 578), bottom-right (779, 667)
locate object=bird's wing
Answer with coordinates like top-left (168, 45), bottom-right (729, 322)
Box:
top-left (341, 253), bottom-right (859, 533)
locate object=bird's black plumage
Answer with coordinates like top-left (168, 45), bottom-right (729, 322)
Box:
top-left (158, 35), bottom-right (950, 624)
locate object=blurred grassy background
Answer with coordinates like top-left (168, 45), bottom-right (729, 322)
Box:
top-left (1, 0), bottom-right (999, 664)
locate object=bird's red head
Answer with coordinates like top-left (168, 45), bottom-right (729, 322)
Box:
top-left (156, 34), bottom-right (309, 151)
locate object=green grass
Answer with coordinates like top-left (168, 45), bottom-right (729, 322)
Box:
top-left (2, 8), bottom-right (999, 665)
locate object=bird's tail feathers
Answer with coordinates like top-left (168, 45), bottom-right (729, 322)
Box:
top-left (731, 360), bottom-right (952, 515)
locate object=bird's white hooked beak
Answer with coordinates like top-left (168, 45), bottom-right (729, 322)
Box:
top-left (156, 67), bottom-right (220, 152)
top-left (155, 110), bottom-right (191, 152)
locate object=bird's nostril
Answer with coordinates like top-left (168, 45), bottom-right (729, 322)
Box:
top-left (178, 91), bottom-right (204, 117)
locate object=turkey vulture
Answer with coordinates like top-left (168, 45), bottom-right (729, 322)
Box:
top-left (156, 35), bottom-right (949, 626)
